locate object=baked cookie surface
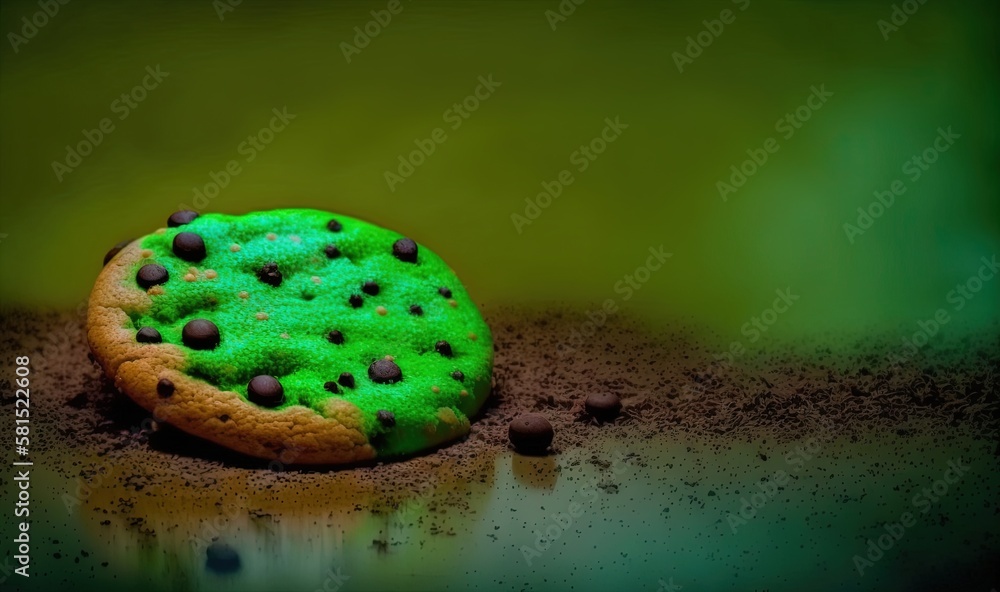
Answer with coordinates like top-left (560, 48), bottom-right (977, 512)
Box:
top-left (87, 209), bottom-right (493, 464)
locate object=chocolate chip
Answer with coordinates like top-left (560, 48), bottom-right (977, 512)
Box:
top-left (219, 414), bottom-right (229, 422)
top-left (327, 219), bottom-right (343, 232)
top-left (136, 327), bottom-right (162, 343)
top-left (182, 319), bottom-right (220, 350)
top-left (435, 340), bottom-right (453, 357)
top-left (247, 375), bottom-right (284, 407)
top-left (585, 392), bottom-right (622, 421)
top-left (451, 370), bottom-right (465, 382)
top-left (205, 542), bottom-right (241, 575)
top-left (368, 359), bottom-right (402, 384)
top-left (167, 210), bottom-right (199, 227)
top-left (323, 381), bottom-right (340, 394)
top-left (392, 238), bottom-right (418, 263)
top-left (349, 294), bottom-right (363, 308)
top-left (338, 372), bottom-right (355, 388)
top-left (172, 232), bottom-right (207, 262)
top-left (409, 304), bottom-right (423, 316)
top-left (324, 245), bottom-right (341, 259)
top-left (136, 264), bottom-right (169, 289)
top-left (257, 262), bottom-right (282, 287)
top-left (508, 414), bottom-right (554, 455)
top-left (156, 378), bottom-right (174, 397)
top-left (376, 410), bottom-right (396, 427)
top-left (327, 330), bottom-right (344, 345)
top-left (438, 286), bottom-right (452, 298)
top-left (362, 280), bottom-right (380, 296)
top-left (103, 238), bottom-right (134, 266)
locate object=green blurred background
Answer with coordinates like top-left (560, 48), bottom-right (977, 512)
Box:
top-left (1, 0), bottom-right (998, 339)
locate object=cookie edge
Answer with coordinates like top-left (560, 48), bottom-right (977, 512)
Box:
top-left (87, 239), bottom-right (378, 465)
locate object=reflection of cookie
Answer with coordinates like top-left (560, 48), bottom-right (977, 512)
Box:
top-left (88, 209), bottom-right (493, 464)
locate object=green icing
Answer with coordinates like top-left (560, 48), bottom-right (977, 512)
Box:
top-left (128, 209), bottom-right (493, 456)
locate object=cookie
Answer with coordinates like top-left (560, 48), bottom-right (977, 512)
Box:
top-left (88, 209), bottom-right (493, 464)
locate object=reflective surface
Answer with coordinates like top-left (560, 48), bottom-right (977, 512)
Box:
top-left (11, 429), bottom-right (999, 591)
